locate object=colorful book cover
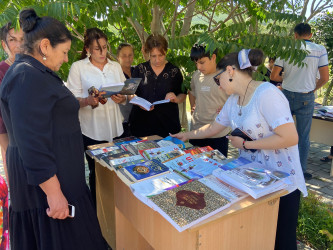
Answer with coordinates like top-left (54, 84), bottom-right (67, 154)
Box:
top-left (100, 151), bottom-right (133, 163)
top-left (184, 146), bottom-right (213, 155)
top-left (141, 145), bottom-right (181, 160)
top-left (123, 159), bottom-right (169, 182)
top-left (213, 163), bottom-right (290, 199)
top-left (220, 157), bottom-right (252, 171)
top-left (149, 180), bottom-right (230, 232)
top-left (86, 146), bottom-right (120, 159)
top-left (152, 150), bottom-right (184, 163)
top-left (109, 155), bottom-right (145, 170)
top-left (163, 153), bottom-right (195, 171)
top-left (113, 136), bottom-right (142, 146)
top-left (126, 141), bottom-right (160, 155)
top-left (159, 136), bottom-right (186, 149)
top-left (175, 158), bottom-right (220, 179)
top-left (193, 149), bottom-right (227, 164)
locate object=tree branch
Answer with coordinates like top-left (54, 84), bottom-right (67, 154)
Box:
top-left (208, 1), bottom-right (217, 31)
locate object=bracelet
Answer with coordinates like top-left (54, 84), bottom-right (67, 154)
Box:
top-left (242, 140), bottom-right (249, 150)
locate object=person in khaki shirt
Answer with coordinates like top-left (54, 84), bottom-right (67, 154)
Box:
top-left (188, 44), bottom-right (230, 156)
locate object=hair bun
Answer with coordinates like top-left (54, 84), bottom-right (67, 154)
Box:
top-left (248, 49), bottom-right (264, 67)
top-left (19, 8), bottom-right (39, 33)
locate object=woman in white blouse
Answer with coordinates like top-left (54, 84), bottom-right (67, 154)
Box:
top-left (66, 27), bottom-right (125, 206)
top-left (172, 49), bottom-right (307, 250)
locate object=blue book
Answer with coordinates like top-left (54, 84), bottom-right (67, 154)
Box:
top-left (220, 157), bottom-right (252, 171)
top-left (123, 159), bottom-right (170, 182)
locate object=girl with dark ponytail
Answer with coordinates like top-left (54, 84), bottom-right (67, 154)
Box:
top-left (0, 8), bottom-right (107, 250)
top-left (172, 48), bottom-right (307, 249)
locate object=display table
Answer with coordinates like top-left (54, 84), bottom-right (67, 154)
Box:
top-left (310, 116), bottom-right (333, 175)
top-left (91, 137), bottom-right (287, 250)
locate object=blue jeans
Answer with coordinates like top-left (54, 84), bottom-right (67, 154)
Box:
top-left (283, 89), bottom-right (314, 172)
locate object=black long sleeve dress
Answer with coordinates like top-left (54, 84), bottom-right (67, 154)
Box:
top-left (130, 61), bottom-right (184, 137)
top-left (0, 54), bottom-right (107, 250)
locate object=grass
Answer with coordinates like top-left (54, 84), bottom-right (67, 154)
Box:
top-left (297, 191), bottom-right (333, 249)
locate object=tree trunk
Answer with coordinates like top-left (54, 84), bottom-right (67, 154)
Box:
top-left (180, 0), bottom-right (197, 36)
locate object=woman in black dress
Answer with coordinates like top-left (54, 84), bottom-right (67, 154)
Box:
top-left (0, 9), bottom-right (106, 250)
top-left (129, 34), bottom-right (186, 137)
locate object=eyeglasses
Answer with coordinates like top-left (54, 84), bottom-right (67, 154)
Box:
top-left (213, 69), bottom-right (225, 86)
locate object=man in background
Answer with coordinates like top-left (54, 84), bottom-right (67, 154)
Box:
top-left (271, 23), bottom-right (329, 180)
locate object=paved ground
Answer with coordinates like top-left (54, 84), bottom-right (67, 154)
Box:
top-left (0, 141), bottom-right (331, 250)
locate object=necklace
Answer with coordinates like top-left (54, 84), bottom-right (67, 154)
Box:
top-left (5, 58), bottom-right (13, 66)
top-left (238, 79), bottom-right (253, 116)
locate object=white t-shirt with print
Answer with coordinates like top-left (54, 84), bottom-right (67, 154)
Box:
top-left (215, 82), bottom-right (307, 196)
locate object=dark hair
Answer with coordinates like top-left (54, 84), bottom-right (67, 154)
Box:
top-left (269, 57), bottom-right (276, 62)
top-left (294, 23), bottom-right (311, 36)
top-left (116, 43), bottom-right (133, 57)
top-left (144, 34), bottom-right (168, 55)
top-left (81, 27), bottom-right (108, 59)
top-left (19, 8), bottom-right (72, 55)
top-left (217, 49), bottom-right (264, 77)
top-left (0, 22), bottom-right (13, 43)
top-left (190, 44), bottom-right (217, 62)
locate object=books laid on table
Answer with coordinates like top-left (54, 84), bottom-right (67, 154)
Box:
top-left (130, 172), bottom-right (190, 205)
top-left (86, 146), bottom-right (122, 160)
top-left (130, 96), bottom-right (170, 111)
top-left (100, 151), bottom-right (133, 165)
top-left (159, 136), bottom-right (186, 149)
top-left (99, 78), bottom-right (141, 97)
top-left (140, 145), bottom-right (182, 160)
top-left (213, 162), bottom-right (290, 199)
top-left (122, 140), bottom-right (160, 155)
top-left (172, 158), bottom-right (220, 180)
top-left (152, 150), bottom-right (185, 163)
top-left (109, 154), bottom-right (145, 170)
top-left (317, 106), bottom-right (333, 118)
top-left (149, 180), bottom-right (230, 232)
top-left (113, 136), bottom-right (142, 146)
top-left (184, 146), bottom-right (213, 155)
top-left (163, 153), bottom-right (195, 171)
top-left (118, 159), bottom-right (169, 185)
top-left (198, 175), bottom-right (248, 203)
top-left (219, 157), bottom-right (252, 171)
top-left (193, 149), bottom-right (228, 164)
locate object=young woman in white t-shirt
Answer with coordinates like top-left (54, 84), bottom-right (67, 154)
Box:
top-left (172, 49), bottom-right (307, 250)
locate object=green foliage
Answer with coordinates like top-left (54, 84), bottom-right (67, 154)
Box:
top-left (297, 191), bottom-right (333, 249)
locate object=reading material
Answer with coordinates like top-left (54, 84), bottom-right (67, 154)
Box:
top-left (149, 180), bottom-right (230, 232)
top-left (213, 163), bottom-right (290, 199)
top-left (99, 78), bottom-right (141, 97)
top-left (130, 96), bottom-right (170, 111)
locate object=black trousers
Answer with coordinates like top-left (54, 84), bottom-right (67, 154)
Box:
top-left (189, 136), bottom-right (229, 158)
top-left (82, 134), bottom-right (108, 208)
top-left (275, 189), bottom-right (301, 250)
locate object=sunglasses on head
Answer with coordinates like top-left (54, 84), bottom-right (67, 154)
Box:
top-left (213, 69), bottom-right (225, 86)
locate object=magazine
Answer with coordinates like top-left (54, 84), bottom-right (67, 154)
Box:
top-left (113, 136), bottom-right (142, 146)
top-left (130, 96), bottom-right (170, 111)
top-left (193, 149), bottom-right (228, 164)
top-left (99, 78), bottom-right (141, 97)
top-left (213, 162), bottom-right (290, 199)
top-left (184, 146), bottom-right (213, 155)
top-left (109, 154), bottom-right (145, 170)
top-left (152, 150), bottom-right (185, 163)
top-left (220, 157), bottom-right (252, 171)
top-left (124, 141), bottom-right (160, 155)
top-left (141, 145), bottom-right (181, 160)
top-left (163, 153), bottom-right (195, 171)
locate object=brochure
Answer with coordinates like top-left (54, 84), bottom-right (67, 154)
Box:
top-left (100, 78), bottom-right (141, 97)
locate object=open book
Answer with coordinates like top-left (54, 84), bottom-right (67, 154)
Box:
top-left (130, 96), bottom-right (170, 111)
top-left (99, 78), bottom-right (141, 97)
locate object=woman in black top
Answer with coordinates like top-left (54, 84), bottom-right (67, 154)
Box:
top-left (0, 9), bottom-right (106, 250)
top-left (129, 34), bottom-right (186, 137)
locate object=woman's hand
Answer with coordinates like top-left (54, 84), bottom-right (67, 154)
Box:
top-left (39, 175), bottom-right (69, 220)
top-left (227, 135), bottom-right (244, 149)
top-left (111, 94), bottom-right (126, 104)
top-left (46, 191), bottom-right (69, 220)
top-left (170, 132), bottom-right (188, 142)
top-left (86, 95), bottom-right (99, 107)
top-left (165, 92), bottom-right (178, 103)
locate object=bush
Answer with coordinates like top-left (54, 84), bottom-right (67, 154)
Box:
top-left (297, 191), bottom-right (333, 249)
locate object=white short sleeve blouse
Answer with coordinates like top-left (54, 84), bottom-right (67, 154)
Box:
top-left (216, 82), bottom-right (307, 196)
top-left (66, 57), bottom-right (125, 141)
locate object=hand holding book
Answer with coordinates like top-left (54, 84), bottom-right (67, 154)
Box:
top-left (229, 128), bottom-right (257, 153)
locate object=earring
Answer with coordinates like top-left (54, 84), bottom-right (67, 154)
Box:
top-left (229, 78), bottom-right (233, 82)
top-left (43, 56), bottom-right (46, 61)
top-left (87, 51), bottom-right (91, 58)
